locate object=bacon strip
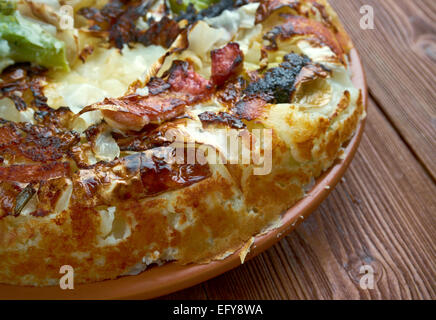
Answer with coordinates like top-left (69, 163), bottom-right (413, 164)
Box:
top-left (211, 42), bottom-right (244, 87)
top-left (0, 162), bottom-right (70, 183)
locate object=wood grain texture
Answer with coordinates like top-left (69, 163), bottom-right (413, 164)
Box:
top-left (329, 0), bottom-right (436, 179)
top-left (161, 0), bottom-right (436, 300)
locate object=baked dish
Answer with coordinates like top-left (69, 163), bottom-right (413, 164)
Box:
top-left (0, 0), bottom-right (364, 286)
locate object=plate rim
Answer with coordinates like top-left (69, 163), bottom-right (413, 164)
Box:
top-left (0, 48), bottom-right (367, 300)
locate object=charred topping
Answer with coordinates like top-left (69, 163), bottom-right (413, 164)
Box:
top-left (147, 77), bottom-right (171, 95)
top-left (14, 122), bottom-right (79, 162)
top-left (33, 107), bottom-right (75, 129)
top-left (79, 0), bottom-right (182, 49)
top-left (175, 0), bottom-right (238, 23)
top-left (137, 16), bottom-right (181, 48)
top-left (243, 53), bottom-right (311, 104)
top-left (226, 53), bottom-right (327, 120)
top-left (198, 111), bottom-right (246, 129)
top-left (113, 121), bottom-right (181, 151)
top-left (8, 94), bottom-right (26, 111)
top-left (219, 54), bottom-right (315, 114)
top-left (0, 120), bottom-right (80, 163)
top-left (84, 122), bottom-right (106, 143)
top-left (0, 181), bottom-right (22, 219)
top-left (72, 147), bottom-right (211, 205)
top-left (0, 63), bottom-right (48, 111)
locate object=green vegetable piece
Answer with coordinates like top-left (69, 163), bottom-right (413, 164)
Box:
top-left (169, 0), bottom-right (220, 14)
top-left (0, 10), bottom-right (69, 71)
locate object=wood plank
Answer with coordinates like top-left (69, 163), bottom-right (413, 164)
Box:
top-left (162, 98), bottom-right (436, 299)
top-left (329, 0), bottom-right (436, 178)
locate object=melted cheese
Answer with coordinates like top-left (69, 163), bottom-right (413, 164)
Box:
top-left (44, 44), bottom-right (166, 113)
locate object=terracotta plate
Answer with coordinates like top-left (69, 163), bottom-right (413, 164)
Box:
top-left (0, 48), bottom-right (367, 300)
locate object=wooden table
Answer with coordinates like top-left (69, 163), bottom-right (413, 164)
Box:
top-left (163, 0), bottom-right (436, 300)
